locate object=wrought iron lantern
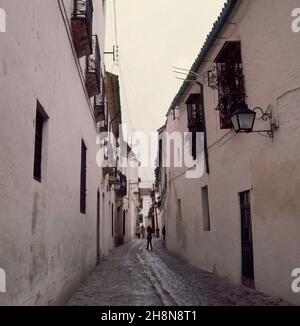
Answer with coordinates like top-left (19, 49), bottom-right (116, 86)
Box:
top-left (230, 103), bottom-right (256, 133)
top-left (230, 104), bottom-right (273, 138)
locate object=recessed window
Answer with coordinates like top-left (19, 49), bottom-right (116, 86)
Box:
top-left (186, 93), bottom-right (204, 133)
top-left (185, 93), bottom-right (204, 160)
top-left (202, 186), bottom-right (211, 231)
top-left (215, 41), bottom-right (246, 129)
top-left (80, 140), bottom-right (87, 214)
top-left (33, 101), bottom-right (48, 182)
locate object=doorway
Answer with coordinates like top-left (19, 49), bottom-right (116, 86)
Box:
top-left (240, 190), bottom-right (255, 288)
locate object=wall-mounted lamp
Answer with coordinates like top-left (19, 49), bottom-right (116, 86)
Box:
top-left (230, 104), bottom-right (275, 138)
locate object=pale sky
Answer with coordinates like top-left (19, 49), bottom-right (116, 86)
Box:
top-left (105, 0), bottom-right (226, 183)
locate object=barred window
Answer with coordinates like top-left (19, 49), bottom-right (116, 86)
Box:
top-left (185, 93), bottom-right (204, 160)
top-left (186, 93), bottom-right (204, 133)
top-left (215, 41), bottom-right (246, 129)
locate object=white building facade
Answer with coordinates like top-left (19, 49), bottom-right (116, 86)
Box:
top-left (0, 0), bottom-right (115, 305)
top-left (160, 0), bottom-right (300, 305)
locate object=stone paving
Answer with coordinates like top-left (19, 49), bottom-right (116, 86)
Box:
top-left (67, 239), bottom-right (289, 306)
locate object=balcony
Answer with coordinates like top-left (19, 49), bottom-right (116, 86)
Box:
top-left (102, 166), bottom-right (115, 178)
top-left (115, 173), bottom-right (127, 197)
top-left (86, 35), bottom-right (101, 97)
top-left (99, 118), bottom-right (108, 133)
top-left (94, 93), bottom-right (105, 123)
top-left (214, 41), bottom-right (246, 129)
top-left (71, 0), bottom-right (93, 58)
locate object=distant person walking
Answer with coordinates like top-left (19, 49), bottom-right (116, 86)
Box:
top-left (141, 225), bottom-right (145, 239)
top-left (146, 225), bottom-right (153, 250)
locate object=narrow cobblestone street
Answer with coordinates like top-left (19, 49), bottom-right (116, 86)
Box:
top-left (67, 239), bottom-right (288, 306)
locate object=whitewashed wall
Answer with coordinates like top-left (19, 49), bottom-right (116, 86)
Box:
top-left (165, 0), bottom-right (300, 305)
top-left (0, 0), bottom-right (107, 305)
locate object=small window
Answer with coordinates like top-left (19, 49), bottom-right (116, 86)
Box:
top-left (33, 101), bottom-right (48, 182)
top-left (185, 93), bottom-right (204, 160)
top-left (202, 186), bottom-right (211, 231)
top-left (80, 140), bottom-right (87, 214)
top-left (177, 199), bottom-right (182, 221)
top-left (159, 139), bottom-right (162, 167)
top-left (185, 94), bottom-right (204, 133)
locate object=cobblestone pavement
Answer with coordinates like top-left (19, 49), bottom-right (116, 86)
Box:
top-left (67, 239), bottom-right (288, 306)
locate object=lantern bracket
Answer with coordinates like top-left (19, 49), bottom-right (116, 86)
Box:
top-left (253, 107), bottom-right (272, 121)
top-left (252, 107), bottom-right (274, 138)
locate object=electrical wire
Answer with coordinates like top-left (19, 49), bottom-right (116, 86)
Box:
top-left (108, 0), bottom-right (115, 49)
top-left (113, 0), bottom-right (119, 49)
top-left (118, 63), bottom-right (135, 131)
top-left (118, 55), bottom-right (158, 129)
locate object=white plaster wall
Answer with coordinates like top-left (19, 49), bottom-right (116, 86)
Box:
top-left (0, 0), bottom-right (108, 305)
top-left (101, 180), bottom-right (116, 256)
top-left (127, 164), bottom-right (139, 241)
top-left (165, 0), bottom-right (300, 305)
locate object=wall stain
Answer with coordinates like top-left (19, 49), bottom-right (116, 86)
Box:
top-left (32, 192), bottom-right (39, 235)
top-left (29, 191), bottom-right (48, 285)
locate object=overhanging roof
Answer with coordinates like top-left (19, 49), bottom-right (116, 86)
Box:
top-left (166, 0), bottom-right (238, 116)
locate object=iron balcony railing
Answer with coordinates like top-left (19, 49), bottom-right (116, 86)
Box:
top-left (99, 120), bottom-right (108, 133)
top-left (216, 62), bottom-right (246, 129)
top-left (99, 106), bottom-right (108, 132)
top-left (115, 173), bottom-right (127, 197)
top-left (95, 74), bottom-right (105, 107)
top-left (86, 35), bottom-right (101, 94)
top-left (72, 0), bottom-right (93, 43)
top-left (94, 92), bottom-right (105, 122)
